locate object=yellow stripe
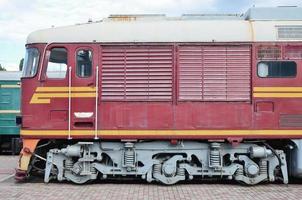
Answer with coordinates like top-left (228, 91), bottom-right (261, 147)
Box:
top-left (36, 87), bottom-right (96, 92)
top-left (30, 92), bottom-right (96, 104)
top-left (31, 87), bottom-right (302, 102)
top-left (1, 85), bottom-right (20, 88)
top-left (254, 87), bottom-right (302, 92)
top-left (0, 110), bottom-right (20, 114)
top-left (253, 93), bottom-right (302, 98)
top-left (21, 129), bottom-right (302, 136)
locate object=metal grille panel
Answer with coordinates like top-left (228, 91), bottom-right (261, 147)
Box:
top-left (257, 46), bottom-right (281, 59)
top-left (285, 46), bottom-right (302, 59)
top-left (179, 45), bottom-right (251, 101)
top-left (277, 25), bottom-right (302, 40)
top-left (280, 114), bottom-right (302, 127)
top-left (178, 46), bottom-right (203, 100)
top-left (101, 46), bottom-right (173, 101)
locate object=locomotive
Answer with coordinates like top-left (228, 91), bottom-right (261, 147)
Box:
top-left (15, 7), bottom-right (302, 185)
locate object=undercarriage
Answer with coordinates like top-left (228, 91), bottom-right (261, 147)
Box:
top-left (39, 141), bottom-right (288, 185)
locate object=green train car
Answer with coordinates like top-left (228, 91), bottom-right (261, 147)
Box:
top-left (0, 71), bottom-right (22, 154)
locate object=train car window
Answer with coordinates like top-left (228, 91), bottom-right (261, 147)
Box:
top-left (257, 61), bottom-right (297, 78)
top-left (22, 48), bottom-right (39, 78)
top-left (46, 48), bottom-right (68, 79)
top-left (76, 49), bottom-right (92, 77)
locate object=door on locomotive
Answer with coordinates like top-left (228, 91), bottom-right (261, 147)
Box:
top-left (40, 44), bottom-right (99, 137)
top-left (71, 45), bottom-right (99, 138)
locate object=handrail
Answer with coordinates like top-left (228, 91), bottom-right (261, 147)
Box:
top-left (68, 66), bottom-right (72, 140)
top-left (94, 66), bottom-right (99, 140)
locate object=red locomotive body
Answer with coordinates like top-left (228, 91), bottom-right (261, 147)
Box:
top-left (16, 7), bottom-right (302, 185)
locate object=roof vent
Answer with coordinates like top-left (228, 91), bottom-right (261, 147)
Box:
top-left (277, 25), bottom-right (302, 40)
top-left (106, 14), bottom-right (166, 21)
top-left (181, 14), bottom-right (243, 20)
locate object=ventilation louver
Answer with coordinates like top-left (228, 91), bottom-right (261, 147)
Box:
top-left (257, 46), bottom-right (281, 59)
top-left (277, 25), bottom-right (302, 40)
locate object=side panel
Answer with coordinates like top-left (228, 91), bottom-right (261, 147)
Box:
top-left (252, 43), bottom-right (302, 130)
top-left (99, 44), bottom-right (252, 132)
top-left (0, 80), bottom-right (20, 135)
top-left (24, 44), bottom-right (70, 130)
top-left (174, 102), bottom-right (251, 129)
top-left (100, 45), bottom-right (174, 130)
top-left (22, 43), bottom-right (302, 139)
top-left (21, 43), bottom-right (47, 130)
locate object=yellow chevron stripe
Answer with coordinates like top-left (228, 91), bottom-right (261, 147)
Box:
top-left (36, 87), bottom-right (96, 92)
top-left (254, 87), bottom-right (302, 92)
top-left (30, 87), bottom-right (97, 104)
top-left (21, 129), bottom-right (302, 136)
top-left (30, 92), bottom-right (96, 104)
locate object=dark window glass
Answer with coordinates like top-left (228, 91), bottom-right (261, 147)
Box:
top-left (46, 48), bottom-right (68, 79)
top-left (76, 49), bottom-right (92, 77)
top-left (257, 61), bottom-right (297, 78)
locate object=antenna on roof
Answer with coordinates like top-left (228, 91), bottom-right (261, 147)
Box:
top-left (278, 6), bottom-right (297, 7)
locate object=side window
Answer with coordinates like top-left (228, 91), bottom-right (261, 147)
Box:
top-left (22, 48), bottom-right (40, 78)
top-left (46, 48), bottom-right (68, 79)
top-left (76, 49), bottom-right (92, 77)
top-left (257, 61), bottom-right (297, 78)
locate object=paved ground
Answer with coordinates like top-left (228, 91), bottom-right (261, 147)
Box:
top-left (0, 156), bottom-right (301, 200)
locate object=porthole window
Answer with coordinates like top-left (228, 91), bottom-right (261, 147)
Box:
top-left (76, 49), bottom-right (92, 78)
top-left (257, 61), bottom-right (297, 78)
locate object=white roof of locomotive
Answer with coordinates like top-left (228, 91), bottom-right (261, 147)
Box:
top-left (26, 7), bottom-right (302, 44)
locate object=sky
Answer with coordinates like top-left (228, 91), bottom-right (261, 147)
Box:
top-left (0, 0), bottom-right (302, 71)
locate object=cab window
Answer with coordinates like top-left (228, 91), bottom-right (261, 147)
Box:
top-left (22, 48), bottom-right (39, 78)
top-left (46, 48), bottom-right (68, 79)
top-left (76, 49), bottom-right (92, 77)
top-left (257, 61), bottom-right (297, 78)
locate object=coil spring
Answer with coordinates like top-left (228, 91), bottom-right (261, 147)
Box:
top-left (177, 168), bottom-right (185, 176)
top-left (235, 167), bottom-right (244, 176)
top-left (210, 150), bottom-right (221, 168)
top-left (65, 159), bottom-right (74, 170)
top-left (153, 164), bottom-right (161, 175)
top-left (90, 166), bottom-right (97, 174)
top-left (259, 160), bottom-right (268, 175)
top-left (124, 150), bottom-right (135, 167)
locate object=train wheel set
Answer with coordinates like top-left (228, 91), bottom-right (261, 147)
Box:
top-left (40, 141), bottom-right (287, 185)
